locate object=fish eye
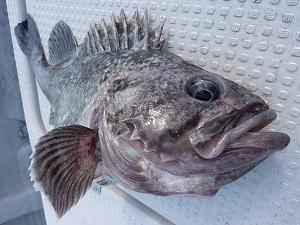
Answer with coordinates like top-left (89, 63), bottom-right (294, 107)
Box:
top-left (186, 77), bottom-right (220, 101)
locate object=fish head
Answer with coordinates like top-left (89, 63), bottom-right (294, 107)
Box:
top-left (101, 51), bottom-right (290, 195)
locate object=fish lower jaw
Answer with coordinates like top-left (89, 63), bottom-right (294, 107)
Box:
top-left (225, 131), bottom-right (290, 150)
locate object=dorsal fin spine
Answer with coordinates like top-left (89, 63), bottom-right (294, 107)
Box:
top-left (132, 10), bottom-right (139, 50)
top-left (84, 33), bottom-right (91, 56)
top-left (119, 9), bottom-right (129, 49)
top-left (148, 19), bottom-right (165, 49)
top-left (133, 9), bottom-right (140, 50)
top-left (139, 9), bottom-right (149, 50)
top-left (93, 23), bottom-right (105, 52)
top-left (155, 39), bottom-right (166, 50)
top-left (92, 25), bottom-right (101, 53)
top-left (127, 10), bottom-right (139, 50)
top-left (109, 14), bottom-right (120, 51)
top-left (99, 18), bottom-right (111, 52)
top-left (87, 26), bottom-right (96, 54)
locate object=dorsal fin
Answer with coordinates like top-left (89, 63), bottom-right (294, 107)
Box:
top-left (48, 9), bottom-right (165, 64)
top-left (48, 21), bottom-right (78, 66)
top-left (78, 9), bottom-right (165, 56)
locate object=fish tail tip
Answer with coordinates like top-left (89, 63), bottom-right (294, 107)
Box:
top-left (15, 13), bottom-right (44, 59)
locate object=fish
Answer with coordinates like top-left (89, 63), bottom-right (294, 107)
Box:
top-left (14, 9), bottom-right (290, 218)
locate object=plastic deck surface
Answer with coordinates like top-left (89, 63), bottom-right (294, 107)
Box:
top-left (7, 1), bottom-right (300, 225)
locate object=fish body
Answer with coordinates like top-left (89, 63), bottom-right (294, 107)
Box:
top-left (15, 10), bottom-right (290, 218)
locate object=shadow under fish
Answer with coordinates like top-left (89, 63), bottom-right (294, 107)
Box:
top-left (14, 9), bottom-right (290, 218)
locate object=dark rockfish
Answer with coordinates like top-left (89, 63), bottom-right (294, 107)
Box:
top-left (15, 10), bottom-right (290, 218)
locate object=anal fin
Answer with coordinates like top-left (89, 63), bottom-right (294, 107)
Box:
top-left (30, 125), bottom-right (99, 218)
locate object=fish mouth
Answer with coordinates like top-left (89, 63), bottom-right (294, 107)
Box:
top-left (189, 107), bottom-right (290, 161)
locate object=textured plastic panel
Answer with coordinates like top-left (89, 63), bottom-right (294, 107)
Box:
top-left (7, 0), bottom-right (300, 225)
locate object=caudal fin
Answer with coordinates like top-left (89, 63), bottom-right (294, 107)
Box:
top-left (14, 14), bottom-right (45, 60)
top-left (30, 125), bottom-right (99, 218)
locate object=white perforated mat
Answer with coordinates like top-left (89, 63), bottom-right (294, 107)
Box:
top-left (7, 1), bottom-right (300, 225)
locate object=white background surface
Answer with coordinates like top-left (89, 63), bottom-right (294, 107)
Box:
top-left (7, 0), bottom-right (300, 224)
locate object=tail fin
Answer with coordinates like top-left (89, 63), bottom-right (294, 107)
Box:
top-left (30, 125), bottom-right (99, 218)
top-left (14, 14), bottom-right (45, 60)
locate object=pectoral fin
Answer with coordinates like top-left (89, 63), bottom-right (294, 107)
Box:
top-left (30, 125), bottom-right (99, 218)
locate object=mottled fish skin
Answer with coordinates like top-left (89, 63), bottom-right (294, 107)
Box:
top-left (14, 10), bottom-right (290, 218)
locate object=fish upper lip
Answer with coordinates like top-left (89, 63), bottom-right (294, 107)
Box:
top-left (189, 108), bottom-right (290, 159)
